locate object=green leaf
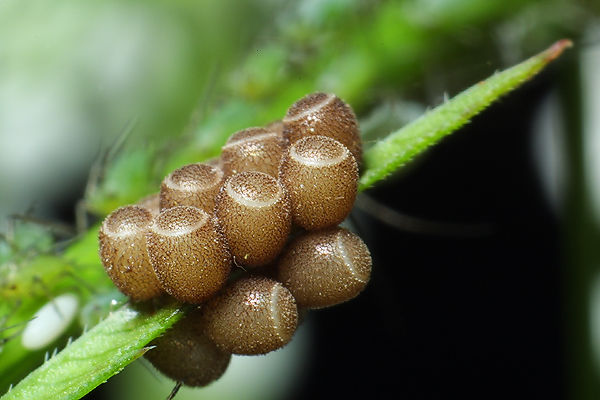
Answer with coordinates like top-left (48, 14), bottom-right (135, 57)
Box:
top-left (1, 303), bottom-right (182, 400)
top-left (358, 39), bottom-right (573, 191)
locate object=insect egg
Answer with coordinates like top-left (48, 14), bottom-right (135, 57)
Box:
top-left (21, 293), bottom-right (79, 350)
top-left (145, 310), bottom-right (231, 387)
top-left (202, 276), bottom-right (298, 355)
top-left (264, 119), bottom-right (284, 135)
top-left (279, 135), bottom-right (358, 230)
top-left (137, 193), bottom-right (160, 216)
top-left (276, 227), bottom-right (372, 309)
top-left (146, 206), bottom-right (231, 304)
top-left (159, 163), bottom-right (224, 213)
top-left (204, 156), bottom-right (222, 169)
top-left (221, 127), bottom-right (287, 178)
top-left (98, 205), bottom-right (163, 301)
top-left (215, 171), bottom-right (291, 267)
top-left (282, 92), bottom-right (362, 164)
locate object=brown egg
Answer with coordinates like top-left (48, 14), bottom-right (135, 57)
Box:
top-left (264, 119), bottom-right (284, 136)
top-left (146, 206), bottom-right (231, 304)
top-left (279, 135), bottom-right (358, 230)
top-left (204, 157), bottom-right (222, 169)
top-left (277, 227), bottom-right (371, 309)
top-left (145, 309), bottom-right (231, 387)
top-left (137, 193), bottom-right (160, 216)
top-left (283, 92), bottom-right (362, 164)
top-left (215, 171), bottom-right (291, 268)
top-left (159, 163), bottom-right (224, 213)
top-left (221, 127), bottom-right (287, 178)
top-left (202, 277), bottom-right (298, 355)
top-left (98, 205), bottom-right (162, 301)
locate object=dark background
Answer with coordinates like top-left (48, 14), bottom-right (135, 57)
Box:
top-left (287, 70), bottom-right (564, 399)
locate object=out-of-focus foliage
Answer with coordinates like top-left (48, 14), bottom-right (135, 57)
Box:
top-left (83, 0), bottom-right (597, 214)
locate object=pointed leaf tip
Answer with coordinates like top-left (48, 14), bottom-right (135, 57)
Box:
top-left (544, 39), bottom-right (573, 62)
top-left (358, 40), bottom-right (573, 191)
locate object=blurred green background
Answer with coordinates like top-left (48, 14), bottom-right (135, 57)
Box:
top-left (1, 0), bottom-right (600, 399)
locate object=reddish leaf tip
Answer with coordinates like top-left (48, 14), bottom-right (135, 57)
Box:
top-left (544, 39), bottom-right (573, 62)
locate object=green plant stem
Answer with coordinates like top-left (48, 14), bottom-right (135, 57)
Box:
top-left (359, 39), bottom-right (573, 191)
top-left (1, 303), bottom-right (182, 400)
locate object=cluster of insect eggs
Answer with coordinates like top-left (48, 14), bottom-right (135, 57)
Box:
top-left (98, 92), bottom-right (372, 387)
